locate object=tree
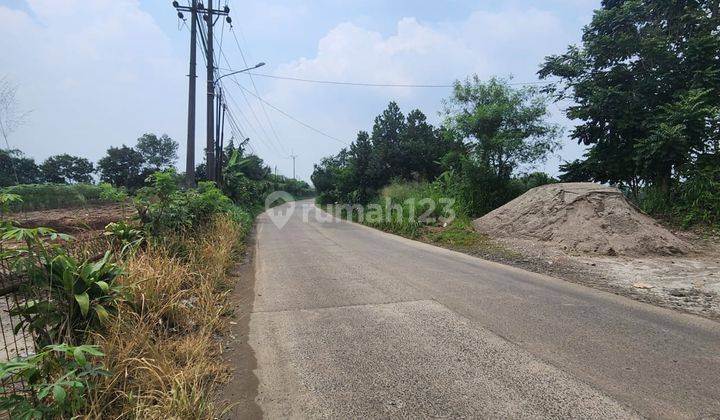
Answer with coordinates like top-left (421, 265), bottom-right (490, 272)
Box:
top-left (369, 102), bottom-right (407, 187)
top-left (402, 109), bottom-right (461, 181)
top-left (347, 131), bottom-right (374, 202)
top-left (40, 154), bottom-right (94, 184)
top-left (443, 76), bottom-right (561, 180)
top-left (0, 77), bottom-right (30, 157)
top-left (0, 149), bottom-right (41, 187)
top-left (135, 133), bottom-right (179, 171)
top-left (539, 0), bottom-right (720, 195)
top-left (97, 145), bottom-right (145, 189)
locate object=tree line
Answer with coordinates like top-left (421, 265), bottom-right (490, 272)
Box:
top-left (2, 134), bottom-right (313, 212)
top-left (1, 133), bottom-right (178, 189)
top-left (314, 0), bottom-right (720, 226)
top-left (313, 77), bottom-right (562, 216)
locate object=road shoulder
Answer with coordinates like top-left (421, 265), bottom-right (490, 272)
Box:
top-left (217, 228), bottom-right (263, 419)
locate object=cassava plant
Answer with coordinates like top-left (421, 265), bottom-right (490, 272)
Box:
top-left (1, 226), bottom-right (124, 347)
top-left (0, 344), bottom-right (109, 418)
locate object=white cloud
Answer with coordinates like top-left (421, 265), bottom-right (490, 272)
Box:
top-left (252, 8), bottom-right (584, 180)
top-left (0, 0), bottom-right (186, 165)
top-left (0, 1), bottom-right (589, 182)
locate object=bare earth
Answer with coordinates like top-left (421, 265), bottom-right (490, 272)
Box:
top-left (473, 183), bottom-right (720, 319)
top-left (11, 202), bottom-right (134, 233)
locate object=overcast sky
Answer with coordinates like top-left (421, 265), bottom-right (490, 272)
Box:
top-left (0, 0), bottom-right (599, 182)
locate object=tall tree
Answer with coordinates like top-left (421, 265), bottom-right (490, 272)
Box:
top-left (402, 109), bottom-right (462, 181)
top-left (135, 133), bottom-right (179, 171)
top-left (348, 131), bottom-right (374, 202)
top-left (97, 145), bottom-right (145, 189)
top-left (369, 102), bottom-right (407, 187)
top-left (443, 76), bottom-right (561, 180)
top-left (540, 0), bottom-right (720, 194)
top-left (40, 154), bottom-right (94, 184)
top-left (0, 149), bottom-right (41, 187)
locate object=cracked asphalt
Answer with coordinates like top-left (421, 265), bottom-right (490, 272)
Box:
top-left (247, 200), bottom-right (720, 419)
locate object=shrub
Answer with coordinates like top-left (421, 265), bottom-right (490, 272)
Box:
top-left (678, 165), bottom-right (720, 227)
top-left (135, 171), bottom-right (242, 236)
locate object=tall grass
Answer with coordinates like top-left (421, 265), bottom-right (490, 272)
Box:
top-left (86, 216), bottom-right (244, 418)
top-left (363, 181), bottom-right (460, 237)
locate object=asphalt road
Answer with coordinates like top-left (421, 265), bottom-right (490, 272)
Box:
top-left (248, 200), bottom-right (720, 419)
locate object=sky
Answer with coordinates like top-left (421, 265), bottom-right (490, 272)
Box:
top-left (0, 0), bottom-right (600, 183)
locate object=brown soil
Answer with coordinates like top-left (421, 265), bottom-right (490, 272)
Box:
top-left (11, 202), bottom-right (135, 233)
top-left (217, 228), bottom-right (262, 419)
top-left (473, 183), bottom-right (691, 257)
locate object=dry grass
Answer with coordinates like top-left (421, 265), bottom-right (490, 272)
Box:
top-left (86, 216), bottom-right (244, 419)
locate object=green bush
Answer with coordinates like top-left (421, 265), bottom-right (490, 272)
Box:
top-left (136, 170), bottom-right (251, 236)
top-left (0, 183), bottom-right (126, 212)
top-left (678, 165), bottom-right (720, 227)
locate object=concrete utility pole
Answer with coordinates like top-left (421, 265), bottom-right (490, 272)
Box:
top-left (185, 0), bottom-right (197, 187)
top-left (205, 0), bottom-right (216, 182)
top-left (173, 0), bottom-right (230, 185)
top-left (290, 151), bottom-right (298, 179)
top-left (215, 88), bottom-right (227, 182)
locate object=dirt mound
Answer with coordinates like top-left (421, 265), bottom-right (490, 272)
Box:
top-left (473, 183), bottom-right (691, 256)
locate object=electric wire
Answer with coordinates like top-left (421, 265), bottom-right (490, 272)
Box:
top-left (232, 82), bottom-right (348, 145)
top-left (244, 72), bottom-right (557, 88)
top-left (229, 26), bottom-right (289, 156)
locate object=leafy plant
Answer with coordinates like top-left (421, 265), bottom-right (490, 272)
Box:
top-left (1, 226), bottom-right (124, 347)
top-left (0, 344), bottom-right (109, 418)
top-left (98, 183), bottom-right (127, 203)
top-left (0, 192), bottom-right (21, 225)
top-left (104, 221), bottom-right (144, 257)
top-left (135, 170), bottom-right (244, 236)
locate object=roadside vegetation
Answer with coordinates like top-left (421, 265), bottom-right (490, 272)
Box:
top-left (0, 170), bottom-right (253, 417)
top-left (0, 126), bottom-right (311, 417)
top-left (314, 76), bottom-right (563, 243)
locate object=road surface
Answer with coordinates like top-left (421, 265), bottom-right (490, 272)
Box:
top-left (248, 200), bottom-right (720, 419)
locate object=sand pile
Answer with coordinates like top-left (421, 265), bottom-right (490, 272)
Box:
top-left (473, 182), bottom-right (691, 256)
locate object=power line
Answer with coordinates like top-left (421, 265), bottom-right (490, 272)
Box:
top-left (244, 72), bottom-right (558, 88)
top-left (198, 13), bottom-right (280, 160)
top-left (222, 78), bottom-right (288, 161)
top-left (233, 82), bottom-right (348, 145)
top-left (216, 47), bottom-right (286, 157)
top-left (229, 27), bottom-right (289, 156)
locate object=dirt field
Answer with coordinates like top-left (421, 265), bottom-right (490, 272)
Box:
top-left (488, 229), bottom-right (720, 319)
top-left (10, 202), bottom-right (135, 233)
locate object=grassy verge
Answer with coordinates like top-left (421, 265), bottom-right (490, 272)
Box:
top-left (324, 202), bottom-right (520, 262)
top-left (86, 215), bottom-right (249, 418)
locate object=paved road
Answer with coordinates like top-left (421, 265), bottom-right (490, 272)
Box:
top-left (248, 200), bottom-right (720, 419)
